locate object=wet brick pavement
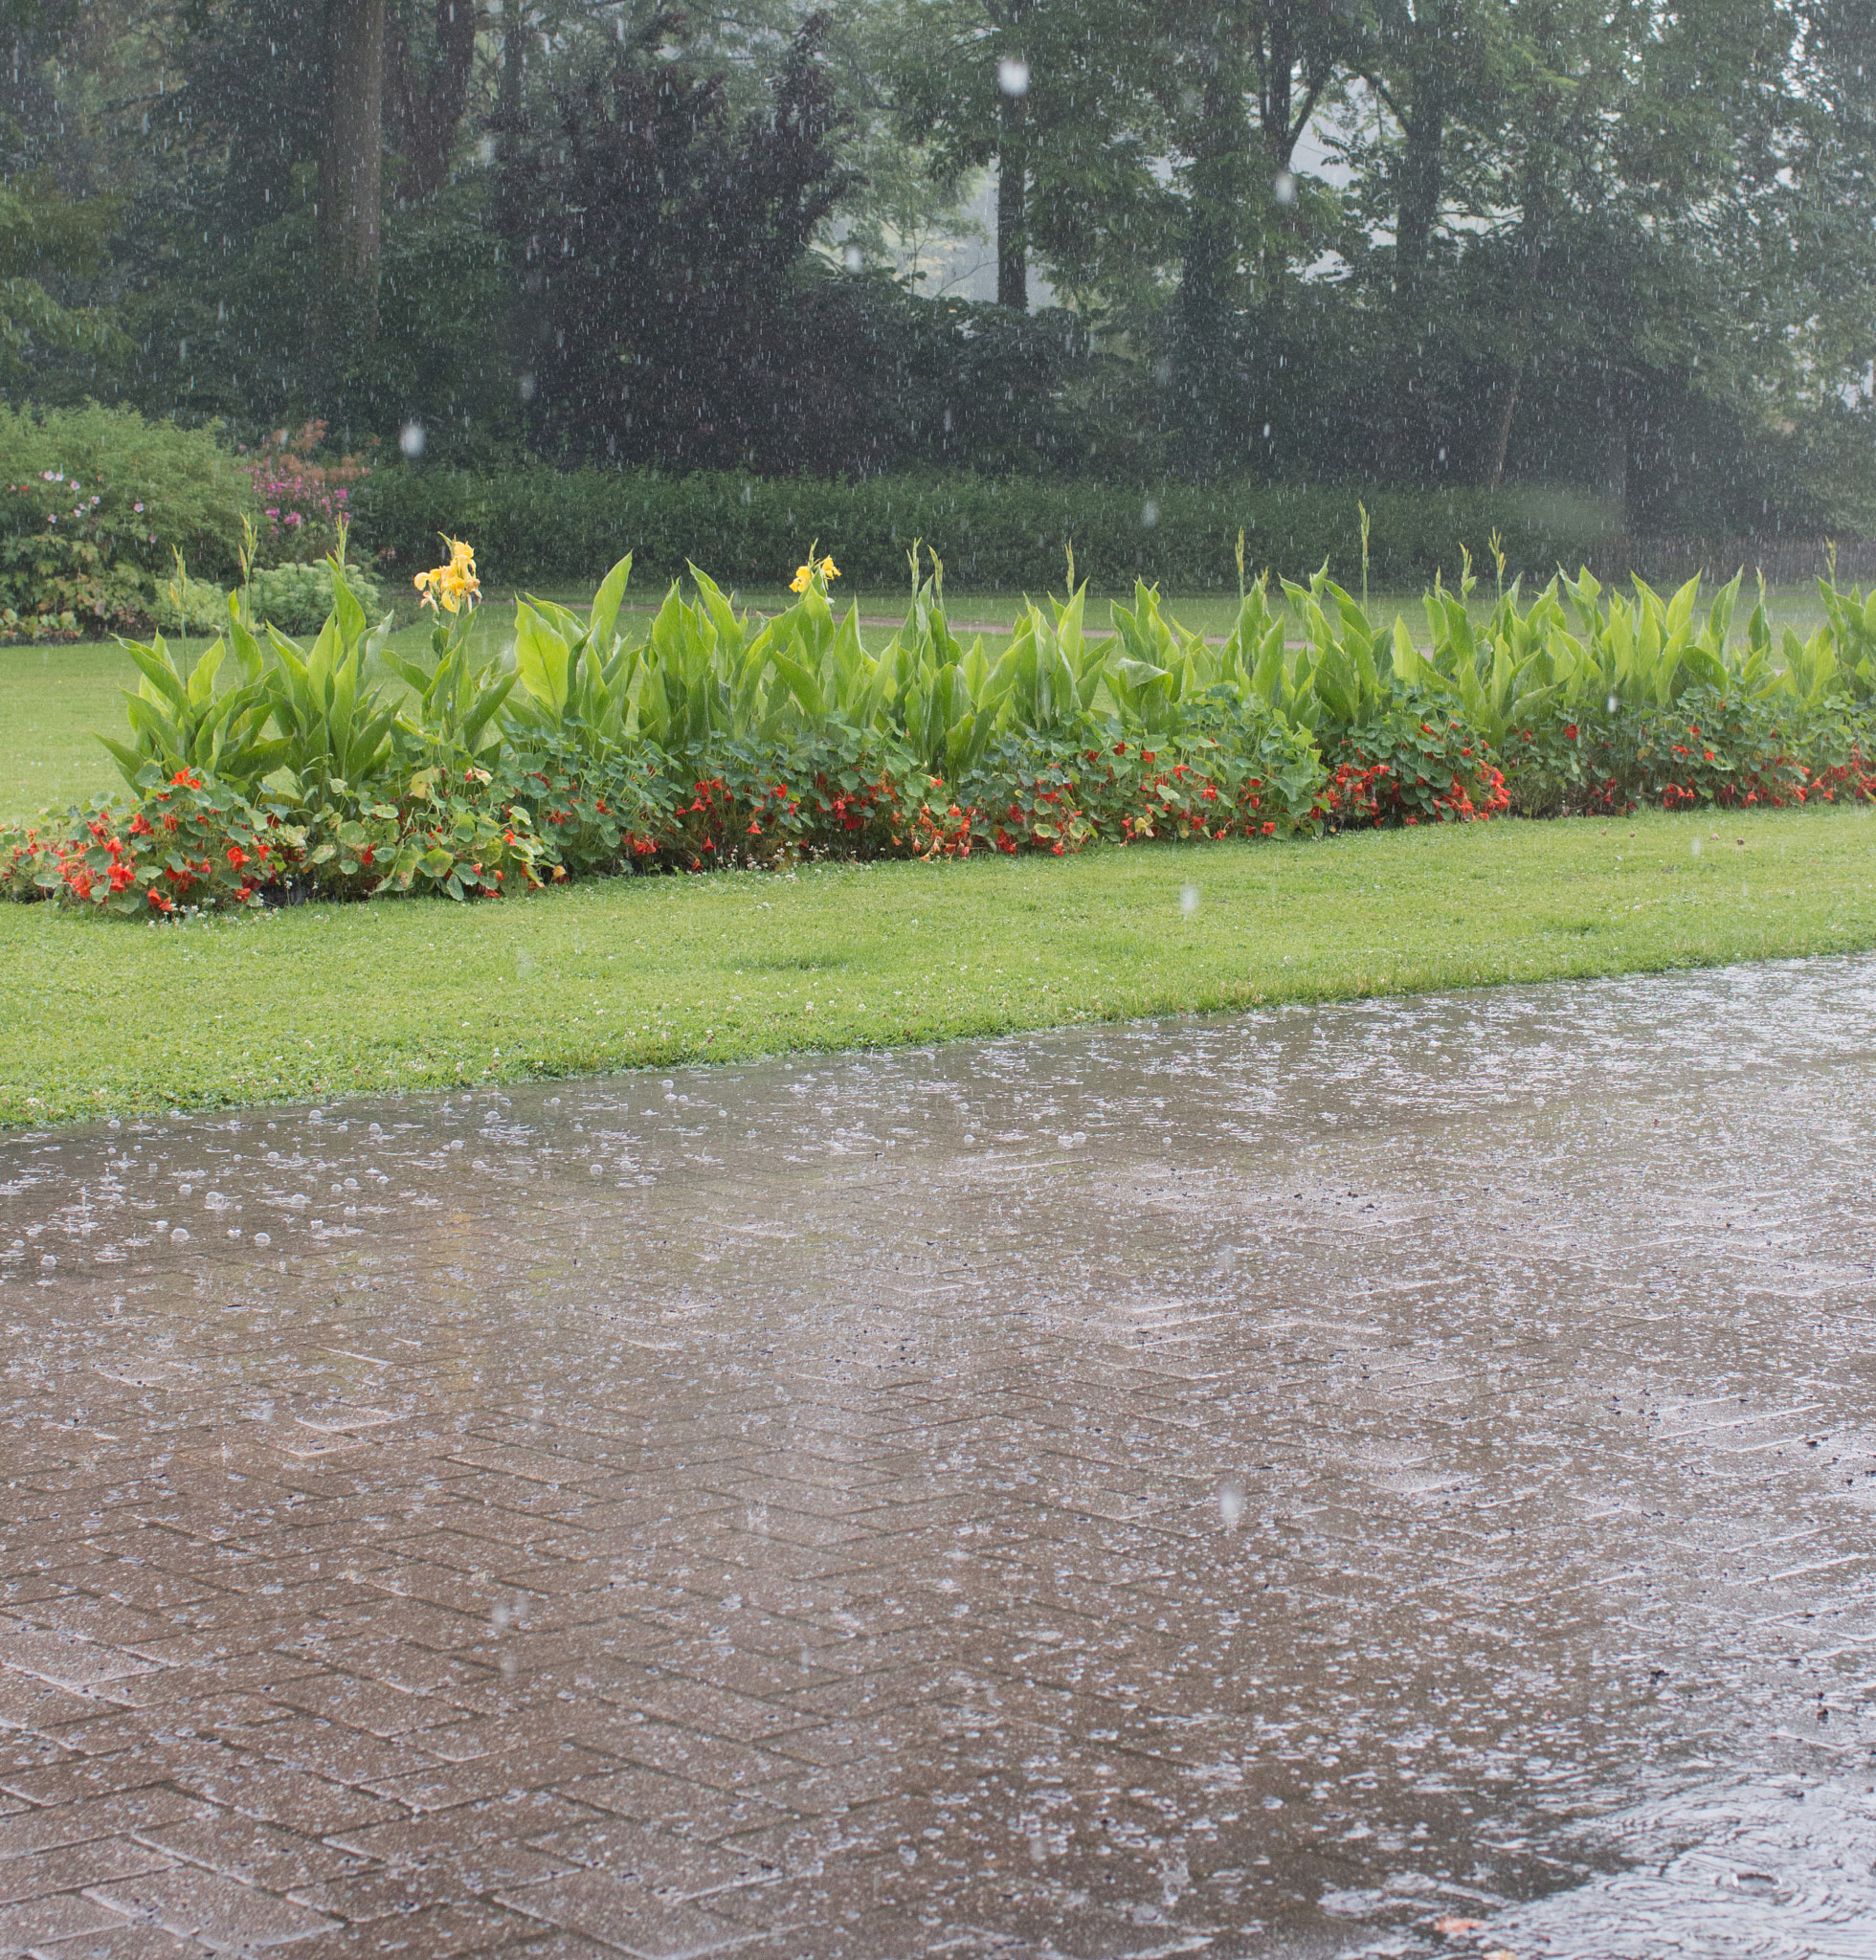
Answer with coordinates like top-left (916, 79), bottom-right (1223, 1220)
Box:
top-left (2, 956), bottom-right (1875, 1958)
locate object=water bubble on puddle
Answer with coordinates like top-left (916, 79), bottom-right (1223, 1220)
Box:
top-left (1179, 883), bottom-right (1200, 916)
top-left (253, 1233), bottom-right (270, 1247)
top-left (1218, 1481), bottom-right (1245, 1530)
top-left (590, 1164), bottom-right (605, 1176)
top-left (170, 1228), bottom-right (189, 1243)
top-left (155, 1220), bottom-right (168, 1233)
top-left (177, 1183), bottom-right (192, 1197)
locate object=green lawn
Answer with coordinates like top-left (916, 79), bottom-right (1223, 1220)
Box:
top-left (6, 807), bottom-right (1874, 1129)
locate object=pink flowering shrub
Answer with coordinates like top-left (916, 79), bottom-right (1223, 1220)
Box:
top-left (237, 421), bottom-right (374, 567)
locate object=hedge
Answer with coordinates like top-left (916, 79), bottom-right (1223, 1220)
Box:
top-left (354, 466), bottom-right (1617, 593)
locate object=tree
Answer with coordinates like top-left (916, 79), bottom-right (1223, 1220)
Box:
top-left (494, 14), bottom-right (855, 468)
top-left (319, 0), bottom-right (389, 350)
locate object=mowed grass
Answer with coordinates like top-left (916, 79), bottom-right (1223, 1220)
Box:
top-left (6, 806), bottom-right (1875, 1128)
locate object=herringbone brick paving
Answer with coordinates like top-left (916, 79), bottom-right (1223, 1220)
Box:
top-left (2, 961), bottom-right (1874, 1956)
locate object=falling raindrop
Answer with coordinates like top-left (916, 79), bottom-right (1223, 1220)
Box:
top-left (843, 243), bottom-right (863, 273)
top-left (1608, 693), bottom-right (1620, 713)
top-left (399, 421), bottom-right (426, 459)
top-left (1218, 1481), bottom-right (1245, 1530)
top-left (1273, 170), bottom-right (1297, 205)
top-left (518, 372), bottom-right (537, 402)
top-left (997, 56), bottom-right (1030, 98)
top-left (1141, 498), bottom-right (1160, 528)
top-left (1179, 884), bottom-right (1199, 916)
top-left (1691, 837), bottom-right (1703, 856)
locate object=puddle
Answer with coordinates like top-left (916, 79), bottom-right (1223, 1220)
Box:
top-left (1, 955), bottom-right (1874, 1952)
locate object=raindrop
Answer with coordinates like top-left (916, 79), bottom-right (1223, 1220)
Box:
top-left (997, 56), bottom-right (1030, 98)
top-left (518, 372), bottom-right (537, 402)
top-left (1141, 498), bottom-right (1160, 529)
top-left (1262, 422), bottom-right (1272, 439)
top-left (476, 134), bottom-right (497, 167)
top-left (1608, 693), bottom-right (1620, 713)
top-left (1272, 170), bottom-right (1297, 205)
top-left (842, 244), bottom-right (863, 273)
top-left (1179, 884), bottom-right (1199, 916)
top-left (1691, 837), bottom-right (1703, 857)
top-left (398, 421), bottom-right (427, 459)
top-left (1218, 1481), bottom-right (1245, 1530)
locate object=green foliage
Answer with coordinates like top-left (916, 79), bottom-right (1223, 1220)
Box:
top-left (16, 547), bottom-right (1876, 924)
top-left (0, 404), bottom-right (257, 584)
top-left (0, 766), bottom-right (298, 917)
top-left (244, 560), bottom-right (385, 635)
top-left (97, 609), bottom-right (286, 794)
top-left (261, 565), bottom-right (400, 808)
top-left (355, 466), bottom-right (1615, 594)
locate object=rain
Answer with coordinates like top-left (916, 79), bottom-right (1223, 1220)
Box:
top-left (4, 0), bottom-right (1876, 1951)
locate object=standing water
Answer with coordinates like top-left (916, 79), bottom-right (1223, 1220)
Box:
top-left (2, 958), bottom-right (1874, 1955)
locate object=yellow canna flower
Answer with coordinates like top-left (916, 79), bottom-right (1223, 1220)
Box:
top-left (819, 555), bottom-right (839, 581)
top-left (790, 563), bottom-right (814, 594)
top-left (416, 538), bottom-right (480, 613)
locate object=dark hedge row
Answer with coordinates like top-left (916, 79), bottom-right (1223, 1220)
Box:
top-left (355, 467), bottom-right (1615, 594)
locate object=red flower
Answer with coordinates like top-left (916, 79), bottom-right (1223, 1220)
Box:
top-left (226, 846), bottom-right (247, 869)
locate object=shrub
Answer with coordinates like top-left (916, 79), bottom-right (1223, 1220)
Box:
top-left (237, 422), bottom-right (373, 567)
top-left (1327, 703), bottom-right (1510, 828)
top-left (243, 560), bottom-right (384, 634)
top-left (0, 403), bottom-right (258, 636)
top-left (353, 465), bottom-right (1611, 594)
top-left (0, 767), bottom-right (300, 915)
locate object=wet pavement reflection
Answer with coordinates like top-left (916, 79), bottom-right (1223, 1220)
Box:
top-left (2, 955), bottom-right (1875, 1958)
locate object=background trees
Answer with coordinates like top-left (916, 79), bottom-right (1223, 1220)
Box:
top-left (0, 0), bottom-right (1871, 531)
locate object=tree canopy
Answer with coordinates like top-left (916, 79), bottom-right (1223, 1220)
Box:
top-left (1, 0), bottom-right (1872, 530)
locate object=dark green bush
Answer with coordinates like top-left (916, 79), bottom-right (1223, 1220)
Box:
top-left (354, 465), bottom-right (1613, 594)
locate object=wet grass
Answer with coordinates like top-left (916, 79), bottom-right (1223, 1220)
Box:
top-left (6, 804), bottom-right (1875, 1128)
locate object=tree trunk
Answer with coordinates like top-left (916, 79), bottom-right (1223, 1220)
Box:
top-left (1604, 399), bottom-right (1628, 519)
top-left (1395, 86), bottom-right (1443, 305)
top-left (499, 5), bottom-right (527, 130)
top-left (318, 0), bottom-right (387, 345)
top-left (1485, 368), bottom-right (1520, 487)
top-left (384, 0), bottom-right (480, 203)
top-left (995, 84), bottom-right (1027, 309)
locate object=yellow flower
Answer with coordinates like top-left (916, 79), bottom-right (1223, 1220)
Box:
top-left (788, 552), bottom-right (839, 595)
top-left (414, 537), bottom-right (480, 613)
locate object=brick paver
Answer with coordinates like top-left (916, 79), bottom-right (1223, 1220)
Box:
top-left (2, 960), bottom-right (1874, 1955)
